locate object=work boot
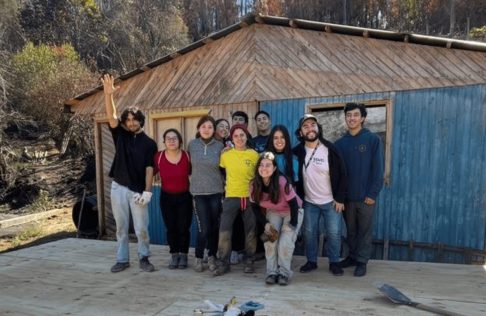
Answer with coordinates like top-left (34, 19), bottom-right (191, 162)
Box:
top-left (139, 256), bottom-right (155, 272)
top-left (194, 258), bottom-right (204, 272)
top-left (179, 253), bottom-right (188, 269)
top-left (168, 253), bottom-right (179, 269)
top-left (208, 256), bottom-right (217, 272)
top-left (354, 262), bottom-right (367, 277)
top-left (339, 256), bottom-right (357, 268)
top-left (110, 262), bottom-right (130, 273)
top-left (265, 274), bottom-right (278, 285)
top-left (299, 261), bottom-right (317, 273)
top-left (278, 274), bottom-right (289, 286)
top-left (329, 262), bottom-right (343, 276)
top-left (213, 262), bottom-right (230, 276)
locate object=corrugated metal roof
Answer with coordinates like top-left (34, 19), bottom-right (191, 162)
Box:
top-left (66, 14), bottom-right (486, 114)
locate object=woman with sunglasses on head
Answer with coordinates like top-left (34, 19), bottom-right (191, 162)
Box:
top-left (154, 128), bottom-right (192, 270)
top-left (265, 125), bottom-right (299, 186)
top-left (250, 151), bottom-right (303, 286)
top-left (187, 115), bottom-right (224, 273)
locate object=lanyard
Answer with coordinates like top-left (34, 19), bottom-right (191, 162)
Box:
top-left (304, 142), bottom-right (319, 170)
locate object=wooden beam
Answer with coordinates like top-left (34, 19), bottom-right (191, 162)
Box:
top-left (93, 122), bottom-right (105, 237)
top-left (140, 65), bottom-right (151, 72)
top-left (202, 37), bottom-right (214, 44)
top-left (149, 109), bottom-right (210, 120)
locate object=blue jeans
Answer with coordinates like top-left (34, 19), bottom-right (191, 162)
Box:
top-left (264, 209), bottom-right (304, 278)
top-left (302, 201), bottom-right (342, 263)
top-left (111, 181), bottom-right (150, 263)
top-left (194, 193), bottom-right (223, 258)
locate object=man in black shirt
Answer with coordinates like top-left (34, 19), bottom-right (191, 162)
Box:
top-left (102, 74), bottom-right (158, 273)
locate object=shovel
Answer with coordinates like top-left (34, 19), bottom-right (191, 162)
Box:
top-left (374, 282), bottom-right (465, 316)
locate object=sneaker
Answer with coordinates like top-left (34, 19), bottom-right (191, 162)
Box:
top-left (339, 256), bottom-right (357, 268)
top-left (168, 253), bottom-right (179, 269)
top-left (329, 262), bottom-right (343, 276)
top-left (110, 262), bottom-right (130, 273)
top-left (194, 258), bottom-right (204, 272)
top-left (230, 251), bottom-right (240, 265)
top-left (213, 262), bottom-right (230, 276)
top-left (139, 256), bottom-right (155, 272)
top-left (265, 274), bottom-right (278, 285)
top-left (299, 261), bottom-right (317, 273)
top-left (208, 256), bottom-right (217, 272)
top-left (278, 275), bottom-right (289, 286)
top-left (243, 261), bottom-right (255, 273)
top-left (354, 262), bottom-right (367, 277)
top-left (179, 253), bottom-right (188, 269)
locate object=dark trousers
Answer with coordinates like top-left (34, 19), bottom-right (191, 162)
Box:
top-left (194, 193), bottom-right (222, 258)
top-left (343, 201), bottom-right (375, 264)
top-left (217, 197), bottom-right (256, 264)
top-left (231, 213), bottom-right (245, 251)
top-left (160, 191), bottom-right (193, 254)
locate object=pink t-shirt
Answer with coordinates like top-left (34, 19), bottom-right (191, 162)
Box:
top-left (250, 176), bottom-right (302, 214)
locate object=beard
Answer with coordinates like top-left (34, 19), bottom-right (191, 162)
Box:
top-left (303, 132), bottom-right (318, 142)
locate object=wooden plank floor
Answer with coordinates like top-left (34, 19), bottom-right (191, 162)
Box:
top-left (0, 238), bottom-right (484, 316)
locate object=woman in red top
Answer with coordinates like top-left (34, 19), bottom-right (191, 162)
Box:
top-left (154, 128), bottom-right (192, 269)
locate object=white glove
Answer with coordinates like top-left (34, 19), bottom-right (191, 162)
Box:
top-left (132, 193), bottom-right (142, 204)
top-left (136, 191), bottom-right (153, 205)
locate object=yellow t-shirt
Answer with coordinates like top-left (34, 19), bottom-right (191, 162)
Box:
top-left (220, 148), bottom-right (259, 198)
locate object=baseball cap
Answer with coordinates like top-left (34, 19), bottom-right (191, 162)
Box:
top-left (298, 114), bottom-right (317, 128)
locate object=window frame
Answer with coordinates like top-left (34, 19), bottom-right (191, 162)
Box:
top-left (306, 99), bottom-right (393, 186)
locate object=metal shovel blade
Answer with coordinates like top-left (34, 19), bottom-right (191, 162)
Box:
top-left (373, 282), bottom-right (465, 316)
top-left (374, 282), bottom-right (413, 305)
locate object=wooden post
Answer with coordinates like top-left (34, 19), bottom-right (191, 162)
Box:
top-left (408, 240), bottom-right (414, 261)
top-left (383, 239), bottom-right (389, 260)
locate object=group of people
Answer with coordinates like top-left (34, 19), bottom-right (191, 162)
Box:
top-left (101, 73), bottom-right (384, 285)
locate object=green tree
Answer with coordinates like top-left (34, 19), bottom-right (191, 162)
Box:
top-left (11, 43), bottom-right (97, 143)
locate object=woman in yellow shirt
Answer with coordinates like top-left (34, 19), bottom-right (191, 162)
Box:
top-left (213, 124), bottom-right (259, 276)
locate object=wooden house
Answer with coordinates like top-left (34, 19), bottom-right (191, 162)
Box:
top-left (65, 15), bottom-right (486, 264)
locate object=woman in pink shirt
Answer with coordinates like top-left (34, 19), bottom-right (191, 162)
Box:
top-left (250, 151), bottom-right (303, 286)
top-left (154, 128), bottom-right (192, 270)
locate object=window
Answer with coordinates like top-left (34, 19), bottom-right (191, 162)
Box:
top-left (307, 100), bottom-right (393, 185)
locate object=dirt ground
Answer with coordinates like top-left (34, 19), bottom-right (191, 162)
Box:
top-left (0, 208), bottom-right (77, 253)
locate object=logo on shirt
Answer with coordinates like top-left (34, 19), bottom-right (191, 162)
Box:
top-left (312, 157), bottom-right (326, 165)
top-left (359, 144), bottom-right (367, 152)
top-left (245, 159), bottom-right (254, 167)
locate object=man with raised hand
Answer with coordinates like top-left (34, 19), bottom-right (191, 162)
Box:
top-left (101, 74), bottom-right (158, 273)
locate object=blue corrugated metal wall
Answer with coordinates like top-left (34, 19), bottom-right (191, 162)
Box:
top-left (148, 186), bottom-right (198, 247)
top-left (261, 84), bottom-right (486, 263)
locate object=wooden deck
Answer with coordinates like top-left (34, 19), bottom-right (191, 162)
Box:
top-left (0, 238), bottom-right (484, 315)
